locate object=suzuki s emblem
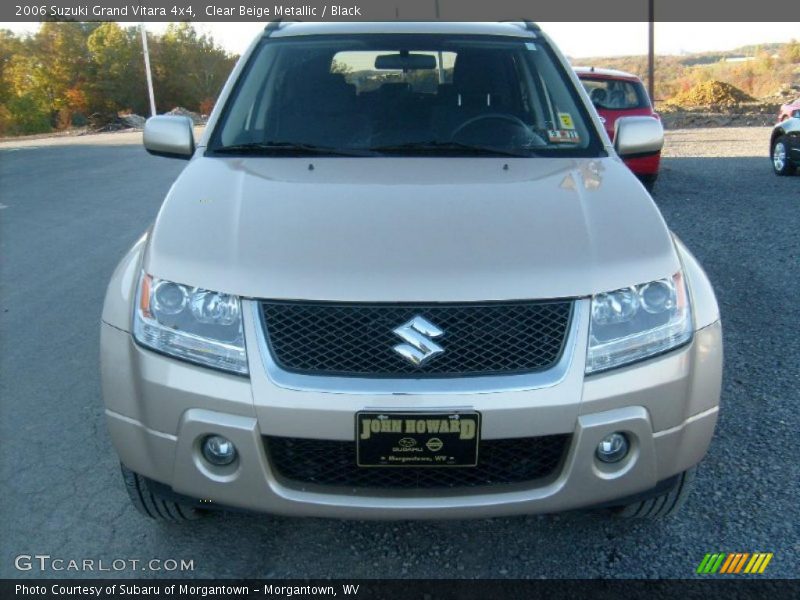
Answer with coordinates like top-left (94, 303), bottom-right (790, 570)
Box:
top-left (392, 316), bottom-right (445, 366)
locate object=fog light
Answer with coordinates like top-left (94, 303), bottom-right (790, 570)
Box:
top-left (596, 432), bottom-right (629, 463)
top-left (202, 435), bottom-right (237, 466)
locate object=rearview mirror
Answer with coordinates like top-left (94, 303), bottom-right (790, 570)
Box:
top-left (614, 116), bottom-right (664, 157)
top-left (143, 115), bottom-right (195, 159)
top-left (375, 53), bottom-right (436, 70)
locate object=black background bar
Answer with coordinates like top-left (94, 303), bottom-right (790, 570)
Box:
top-left (4, 579), bottom-right (800, 600)
top-left (3, 0), bottom-right (800, 23)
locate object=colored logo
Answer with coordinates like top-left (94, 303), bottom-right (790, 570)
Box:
top-left (696, 553), bottom-right (773, 574)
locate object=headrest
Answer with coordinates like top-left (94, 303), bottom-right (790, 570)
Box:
top-left (453, 51), bottom-right (506, 93)
top-left (378, 82), bottom-right (412, 96)
top-left (286, 72), bottom-right (355, 111)
top-left (590, 88), bottom-right (607, 104)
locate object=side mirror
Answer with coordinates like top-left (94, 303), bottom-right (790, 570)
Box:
top-left (143, 115), bottom-right (195, 159)
top-left (792, 109), bottom-right (800, 119)
top-left (614, 116), bottom-right (664, 157)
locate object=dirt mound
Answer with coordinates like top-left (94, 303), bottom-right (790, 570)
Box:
top-left (119, 113), bottom-right (146, 128)
top-left (665, 81), bottom-right (756, 109)
top-left (166, 106), bottom-right (204, 124)
top-left (762, 83), bottom-right (800, 104)
top-left (87, 112), bottom-right (146, 132)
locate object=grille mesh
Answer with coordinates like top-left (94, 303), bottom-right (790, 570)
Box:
top-left (260, 300), bottom-right (572, 377)
top-left (265, 436), bottom-right (571, 490)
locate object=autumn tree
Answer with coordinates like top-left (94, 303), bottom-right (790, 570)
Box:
top-left (28, 22), bottom-right (97, 127)
top-left (779, 40), bottom-right (800, 64)
top-left (0, 22), bottom-right (237, 135)
top-left (0, 30), bottom-right (24, 132)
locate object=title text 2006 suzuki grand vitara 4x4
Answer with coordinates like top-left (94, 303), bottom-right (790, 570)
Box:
top-left (101, 21), bottom-right (722, 522)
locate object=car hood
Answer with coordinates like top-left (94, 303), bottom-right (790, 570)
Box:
top-left (145, 156), bottom-right (679, 301)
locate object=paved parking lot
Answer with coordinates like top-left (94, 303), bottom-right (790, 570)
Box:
top-left (0, 128), bottom-right (797, 578)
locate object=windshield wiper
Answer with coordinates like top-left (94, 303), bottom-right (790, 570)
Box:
top-left (369, 141), bottom-right (531, 158)
top-left (210, 141), bottom-right (372, 157)
top-left (211, 140), bottom-right (531, 158)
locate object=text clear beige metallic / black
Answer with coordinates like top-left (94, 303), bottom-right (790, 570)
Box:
top-left (101, 21), bottom-right (722, 521)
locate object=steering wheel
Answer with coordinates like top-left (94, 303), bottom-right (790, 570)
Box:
top-left (450, 113), bottom-right (530, 141)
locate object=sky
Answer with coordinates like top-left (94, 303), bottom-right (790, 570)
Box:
top-left (3, 21), bottom-right (798, 57)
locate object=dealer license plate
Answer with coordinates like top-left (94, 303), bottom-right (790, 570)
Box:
top-left (356, 411), bottom-right (481, 467)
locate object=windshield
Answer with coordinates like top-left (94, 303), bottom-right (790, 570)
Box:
top-left (579, 77), bottom-right (651, 111)
top-left (209, 34), bottom-right (604, 157)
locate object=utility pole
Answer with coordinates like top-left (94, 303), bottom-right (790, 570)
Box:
top-left (140, 24), bottom-right (157, 117)
top-left (648, 0), bottom-right (655, 104)
top-left (434, 0), bottom-right (444, 84)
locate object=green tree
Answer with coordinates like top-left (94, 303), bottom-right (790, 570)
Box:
top-left (1, 30), bottom-right (52, 133)
top-left (86, 23), bottom-right (146, 115)
top-left (0, 30), bottom-right (22, 104)
top-left (151, 23), bottom-right (235, 113)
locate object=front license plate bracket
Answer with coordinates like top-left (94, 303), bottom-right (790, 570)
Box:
top-left (356, 411), bottom-right (481, 467)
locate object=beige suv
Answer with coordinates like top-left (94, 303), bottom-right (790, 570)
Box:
top-left (101, 21), bottom-right (722, 522)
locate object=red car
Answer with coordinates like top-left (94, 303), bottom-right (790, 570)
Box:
top-left (779, 97), bottom-right (800, 122)
top-left (576, 67), bottom-right (661, 191)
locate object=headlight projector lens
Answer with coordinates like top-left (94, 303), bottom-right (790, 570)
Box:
top-left (152, 281), bottom-right (188, 315)
top-left (639, 280), bottom-right (676, 314)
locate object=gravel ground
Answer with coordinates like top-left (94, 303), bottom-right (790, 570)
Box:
top-left (0, 127), bottom-right (798, 579)
top-left (662, 126), bottom-right (772, 157)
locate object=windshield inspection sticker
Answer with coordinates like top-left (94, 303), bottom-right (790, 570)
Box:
top-left (558, 112), bottom-right (575, 129)
top-left (548, 129), bottom-right (581, 143)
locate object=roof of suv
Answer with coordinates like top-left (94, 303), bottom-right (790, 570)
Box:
top-left (268, 21), bottom-right (540, 39)
top-left (573, 66), bottom-right (641, 81)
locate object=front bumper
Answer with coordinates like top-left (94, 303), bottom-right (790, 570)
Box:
top-left (623, 153), bottom-right (661, 177)
top-left (101, 295), bottom-right (722, 519)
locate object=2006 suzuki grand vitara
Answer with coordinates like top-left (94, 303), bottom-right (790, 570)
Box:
top-left (101, 21), bottom-right (722, 522)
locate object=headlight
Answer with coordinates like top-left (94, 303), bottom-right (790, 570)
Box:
top-left (132, 273), bottom-right (248, 375)
top-left (586, 271), bottom-right (692, 374)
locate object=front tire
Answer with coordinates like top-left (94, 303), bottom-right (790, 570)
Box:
top-left (121, 464), bottom-right (204, 522)
top-left (639, 173), bottom-right (658, 193)
top-left (772, 136), bottom-right (796, 176)
top-left (612, 466), bottom-right (697, 519)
